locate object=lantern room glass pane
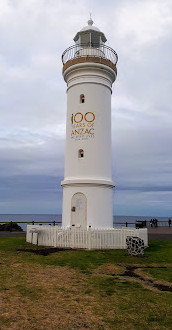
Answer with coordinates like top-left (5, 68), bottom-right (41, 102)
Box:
top-left (91, 32), bottom-right (100, 47)
top-left (80, 32), bottom-right (90, 46)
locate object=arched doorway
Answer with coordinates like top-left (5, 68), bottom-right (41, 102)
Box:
top-left (71, 193), bottom-right (87, 228)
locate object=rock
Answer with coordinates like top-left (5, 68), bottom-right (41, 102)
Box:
top-left (126, 236), bottom-right (144, 256)
top-left (0, 222), bottom-right (23, 232)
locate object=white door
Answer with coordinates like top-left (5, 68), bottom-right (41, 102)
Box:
top-left (71, 193), bottom-right (87, 228)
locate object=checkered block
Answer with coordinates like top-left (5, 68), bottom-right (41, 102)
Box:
top-left (126, 236), bottom-right (144, 256)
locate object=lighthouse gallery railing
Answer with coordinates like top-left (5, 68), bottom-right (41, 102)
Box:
top-left (62, 44), bottom-right (118, 66)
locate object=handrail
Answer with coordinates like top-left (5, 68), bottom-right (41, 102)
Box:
top-left (0, 220), bottom-right (171, 229)
top-left (62, 44), bottom-right (118, 66)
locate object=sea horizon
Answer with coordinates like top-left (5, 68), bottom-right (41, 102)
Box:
top-left (0, 214), bottom-right (171, 231)
top-left (0, 214), bottom-right (171, 220)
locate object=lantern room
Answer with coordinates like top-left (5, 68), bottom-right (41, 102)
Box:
top-left (73, 16), bottom-right (107, 47)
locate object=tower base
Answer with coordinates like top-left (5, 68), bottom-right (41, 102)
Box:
top-left (61, 183), bottom-right (114, 229)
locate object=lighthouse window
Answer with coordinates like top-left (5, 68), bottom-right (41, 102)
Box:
top-left (78, 149), bottom-right (84, 158)
top-left (80, 32), bottom-right (90, 46)
top-left (91, 32), bottom-right (100, 47)
top-left (80, 94), bottom-right (85, 103)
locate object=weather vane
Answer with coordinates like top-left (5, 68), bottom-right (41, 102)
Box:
top-left (88, 12), bottom-right (93, 25)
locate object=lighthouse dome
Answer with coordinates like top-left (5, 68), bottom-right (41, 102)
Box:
top-left (74, 17), bottom-right (107, 45)
top-left (80, 25), bottom-right (100, 32)
top-left (80, 19), bottom-right (100, 33)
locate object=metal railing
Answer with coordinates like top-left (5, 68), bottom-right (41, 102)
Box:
top-left (0, 220), bottom-right (171, 232)
top-left (0, 221), bottom-right (61, 232)
top-left (62, 44), bottom-right (118, 66)
top-left (114, 221), bottom-right (171, 228)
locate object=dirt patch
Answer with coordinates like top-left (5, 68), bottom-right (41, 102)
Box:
top-left (95, 264), bottom-right (172, 293)
top-left (93, 264), bottom-right (125, 276)
top-left (0, 263), bottom-right (106, 330)
top-left (120, 265), bottom-right (172, 292)
top-left (17, 247), bottom-right (72, 256)
top-left (108, 265), bottom-right (172, 292)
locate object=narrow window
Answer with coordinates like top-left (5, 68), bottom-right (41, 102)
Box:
top-left (80, 94), bottom-right (85, 103)
top-left (78, 149), bottom-right (84, 158)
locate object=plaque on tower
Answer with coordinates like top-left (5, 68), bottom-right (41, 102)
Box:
top-left (71, 111), bottom-right (95, 141)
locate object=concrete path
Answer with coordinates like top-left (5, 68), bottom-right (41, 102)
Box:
top-left (148, 227), bottom-right (172, 241)
top-left (0, 231), bottom-right (26, 238)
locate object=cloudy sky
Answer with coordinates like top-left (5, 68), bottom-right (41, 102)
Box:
top-left (0, 0), bottom-right (172, 216)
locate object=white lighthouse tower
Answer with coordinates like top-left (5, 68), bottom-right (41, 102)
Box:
top-left (61, 17), bottom-right (118, 229)
top-left (26, 19), bottom-right (148, 249)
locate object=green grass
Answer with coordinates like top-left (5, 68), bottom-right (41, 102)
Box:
top-left (1, 237), bottom-right (172, 271)
top-left (0, 237), bottom-right (172, 330)
top-left (142, 267), bottom-right (172, 283)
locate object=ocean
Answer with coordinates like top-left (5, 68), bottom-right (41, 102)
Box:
top-left (0, 214), bottom-right (170, 231)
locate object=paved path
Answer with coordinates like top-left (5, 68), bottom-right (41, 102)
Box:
top-left (0, 231), bottom-right (26, 238)
top-left (148, 227), bottom-right (172, 241)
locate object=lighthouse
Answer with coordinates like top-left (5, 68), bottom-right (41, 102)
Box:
top-left (61, 17), bottom-right (118, 229)
top-left (27, 19), bottom-right (147, 249)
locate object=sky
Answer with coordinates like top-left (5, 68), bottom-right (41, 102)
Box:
top-left (0, 0), bottom-right (172, 216)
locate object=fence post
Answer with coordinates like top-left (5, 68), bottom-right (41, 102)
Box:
top-left (54, 226), bottom-right (57, 247)
top-left (88, 228), bottom-right (92, 250)
top-left (70, 226), bottom-right (74, 248)
top-left (37, 233), bottom-right (39, 245)
top-left (10, 221), bottom-right (13, 232)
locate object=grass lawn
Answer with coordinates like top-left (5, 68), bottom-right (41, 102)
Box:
top-left (0, 238), bottom-right (172, 330)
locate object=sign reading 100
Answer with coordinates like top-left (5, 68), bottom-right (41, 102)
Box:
top-left (71, 112), bottom-right (95, 124)
top-left (71, 112), bottom-right (95, 140)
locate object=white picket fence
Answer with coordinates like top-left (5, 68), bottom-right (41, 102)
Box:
top-left (26, 225), bottom-right (148, 250)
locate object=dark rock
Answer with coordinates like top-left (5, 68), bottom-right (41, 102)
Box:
top-left (0, 222), bottom-right (23, 232)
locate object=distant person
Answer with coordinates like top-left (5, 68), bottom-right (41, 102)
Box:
top-left (169, 219), bottom-right (171, 228)
top-left (155, 218), bottom-right (158, 228)
top-left (150, 219), bottom-right (153, 228)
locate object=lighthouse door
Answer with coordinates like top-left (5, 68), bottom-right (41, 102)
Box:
top-left (71, 193), bottom-right (87, 228)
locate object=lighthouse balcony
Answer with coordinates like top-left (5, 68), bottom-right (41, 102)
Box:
top-left (62, 44), bottom-right (118, 73)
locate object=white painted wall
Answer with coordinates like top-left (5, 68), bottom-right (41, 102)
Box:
top-left (62, 61), bottom-right (116, 228)
top-left (62, 185), bottom-right (113, 228)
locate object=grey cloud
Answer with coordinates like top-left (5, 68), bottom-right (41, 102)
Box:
top-left (0, 0), bottom-right (172, 215)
